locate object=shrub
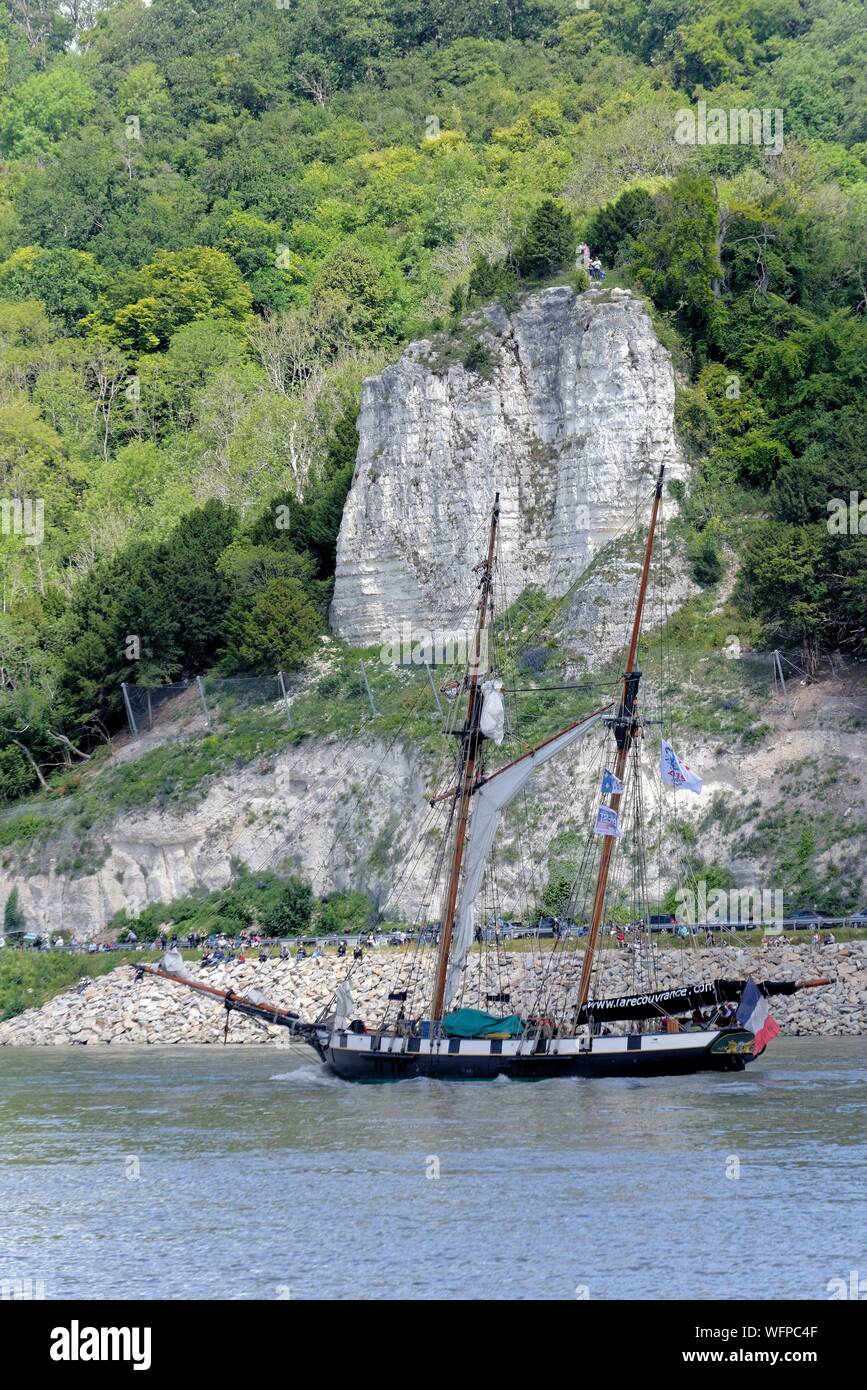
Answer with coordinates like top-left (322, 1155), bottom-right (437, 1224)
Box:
top-left (462, 339), bottom-right (495, 378)
top-left (262, 877), bottom-right (314, 936)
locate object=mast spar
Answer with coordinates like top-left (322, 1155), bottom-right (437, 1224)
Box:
top-left (576, 465), bottom-right (665, 1011)
top-left (430, 494), bottom-right (500, 1023)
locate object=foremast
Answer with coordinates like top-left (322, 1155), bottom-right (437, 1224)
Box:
top-left (576, 465), bottom-right (665, 1010)
top-left (430, 495), bottom-right (500, 1023)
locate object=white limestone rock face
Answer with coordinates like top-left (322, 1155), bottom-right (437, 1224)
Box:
top-left (331, 286), bottom-right (684, 650)
top-left (0, 738), bottom-right (431, 940)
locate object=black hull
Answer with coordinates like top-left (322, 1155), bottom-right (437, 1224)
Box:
top-left (321, 1032), bottom-right (754, 1082)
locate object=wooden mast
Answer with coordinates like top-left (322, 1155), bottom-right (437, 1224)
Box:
top-left (430, 495), bottom-right (500, 1023)
top-left (576, 466), bottom-right (665, 1010)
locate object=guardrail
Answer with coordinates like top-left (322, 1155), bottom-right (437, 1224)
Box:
top-left (3, 916), bottom-right (863, 953)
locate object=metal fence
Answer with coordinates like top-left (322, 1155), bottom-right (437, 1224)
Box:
top-left (121, 674), bottom-right (293, 739)
top-left (118, 647), bottom-right (820, 745)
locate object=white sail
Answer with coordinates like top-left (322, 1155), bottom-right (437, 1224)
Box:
top-left (162, 947), bottom-right (191, 979)
top-left (479, 678), bottom-right (505, 745)
top-left (443, 708), bottom-right (608, 1009)
top-left (334, 981), bottom-right (354, 1030)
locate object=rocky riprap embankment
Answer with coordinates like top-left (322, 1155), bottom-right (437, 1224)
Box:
top-left (0, 942), bottom-right (864, 1045)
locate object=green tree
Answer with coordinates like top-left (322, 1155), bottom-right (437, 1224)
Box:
top-left (262, 877), bottom-right (313, 936)
top-left (542, 870), bottom-right (573, 916)
top-left (0, 59), bottom-right (95, 157)
top-left (585, 187), bottom-right (655, 264)
top-left (96, 248), bottom-right (253, 352)
top-left (631, 173), bottom-right (722, 345)
top-left (514, 198), bottom-right (576, 278)
top-left (316, 888), bottom-right (373, 934)
top-left (0, 246), bottom-right (104, 331)
top-left (221, 577), bottom-right (322, 674)
top-left (313, 241), bottom-right (408, 344)
top-left (4, 886), bottom-right (26, 937)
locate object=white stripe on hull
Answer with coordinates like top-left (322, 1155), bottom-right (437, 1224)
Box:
top-left (323, 1030), bottom-right (726, 1056)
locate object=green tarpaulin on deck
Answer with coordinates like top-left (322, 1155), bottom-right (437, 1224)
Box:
top-left (442, 1009), bottom-right (525, 1038)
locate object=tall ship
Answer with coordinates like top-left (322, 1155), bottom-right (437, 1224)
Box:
top-left (139, 467), bottom-right (826, 1079)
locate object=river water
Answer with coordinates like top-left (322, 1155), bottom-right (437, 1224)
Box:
top-left (1, 1037), bottom-right (864, 1301)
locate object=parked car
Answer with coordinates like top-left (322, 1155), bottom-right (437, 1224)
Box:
top-left (847, 907), bottom-right (867, 926)
top-left (643, 913), bottom-right (678, 932)
top-left (786, 909), bottom-right (827, 929)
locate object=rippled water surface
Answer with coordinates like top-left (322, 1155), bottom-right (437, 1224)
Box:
top-left (1, 1038), bottom-right (865, 1300)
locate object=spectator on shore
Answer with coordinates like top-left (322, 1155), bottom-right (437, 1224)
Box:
top-left (337, 940), bottom-right (346, 958)
top-left (353, 944), bottom-right (363, 962)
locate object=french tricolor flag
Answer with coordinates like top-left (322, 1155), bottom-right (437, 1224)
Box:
top-left (736, 978), bottom-right (780, 1056)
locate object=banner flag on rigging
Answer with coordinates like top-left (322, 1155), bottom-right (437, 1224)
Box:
top-left (593, 804), bottom-right (621, 837)
top-left (660, 739), bottom-right (703, 794)
top-left (601, 768), bottom-right (624, 795)
top-left (736, 977), bottom-right (780, 1055)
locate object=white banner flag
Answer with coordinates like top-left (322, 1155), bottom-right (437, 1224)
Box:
top-left (660, 739), bottom-right (703, 795)
top-left (593, 804), bottom-right (621, 837)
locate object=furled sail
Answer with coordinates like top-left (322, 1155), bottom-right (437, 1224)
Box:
top-left (443, 708), bottom-right (609, 1008)
top-left (479, 678), bottom-right (506, 745)
top-left (334, 981), bottom-right (354, 1030)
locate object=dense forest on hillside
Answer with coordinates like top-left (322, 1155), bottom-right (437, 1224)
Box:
top-left (0, 0), bottom-right (866, 802)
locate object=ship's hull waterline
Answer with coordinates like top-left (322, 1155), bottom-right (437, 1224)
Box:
top-left (316, 1027), bottom-right (757, 1082)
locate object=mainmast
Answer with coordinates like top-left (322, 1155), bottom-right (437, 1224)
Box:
top-left (576, 466), bottom-right (665, 1010)
top-left (430, 495), bottom-right (500, 1023)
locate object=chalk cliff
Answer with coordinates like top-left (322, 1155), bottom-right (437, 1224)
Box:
top-left (331, 285), bottom-right (684, 650)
